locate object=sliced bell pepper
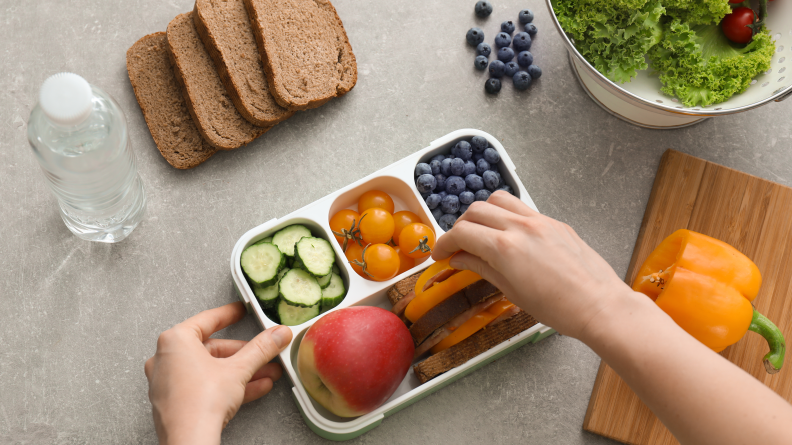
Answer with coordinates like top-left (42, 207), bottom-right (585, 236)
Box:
top-left (404, 255), bottom-right (482, 323)
top-left (632, 229), bottom-right (785, 374)
top-left (430, 299), bottom-right (515, 354)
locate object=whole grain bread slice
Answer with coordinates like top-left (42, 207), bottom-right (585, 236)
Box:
top-left (244, 0), bottom-right (357, 111)
top-left (126, 32), bottom-right (218, 169)
top-left (167, 12), bottom-right (270, 150)
top-left (193, 0), bottom-right (294, 126)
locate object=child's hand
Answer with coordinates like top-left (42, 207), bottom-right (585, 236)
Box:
top-left (144, 302), bottom-right (292, 444)
top-left (433, 191), bottom-right (632, 340)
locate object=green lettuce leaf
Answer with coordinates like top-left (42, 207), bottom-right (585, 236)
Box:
top-left (663, 0), bottom-right (732, 26)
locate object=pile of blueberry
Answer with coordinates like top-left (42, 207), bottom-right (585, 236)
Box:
top-left (467, 2), bottom-right (542, 94)
top-left (414, 136), bottom-right (515, 232)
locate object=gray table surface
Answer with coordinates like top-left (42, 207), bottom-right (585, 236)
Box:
top-left (2, 0), bottom-right (791, 443)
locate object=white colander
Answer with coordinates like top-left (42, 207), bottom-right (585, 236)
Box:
top-left (546, 0), bottom-right (792, 129)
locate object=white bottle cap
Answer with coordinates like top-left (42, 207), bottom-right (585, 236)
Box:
top-left (39, 73), bottom-right (93, 126)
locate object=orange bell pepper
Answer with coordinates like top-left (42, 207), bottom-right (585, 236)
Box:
top-left (430, 299), bottom-right (515, 354)
top-left (633, 229), bottom-right (785, 374)
top-left (404, 255), bottom-right (482, 323)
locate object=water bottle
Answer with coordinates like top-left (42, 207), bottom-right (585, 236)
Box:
top-left (27, 73), bottom-right (146, 243)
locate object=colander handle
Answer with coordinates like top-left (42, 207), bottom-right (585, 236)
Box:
top-left (775, 88), bottom-right (792, 103)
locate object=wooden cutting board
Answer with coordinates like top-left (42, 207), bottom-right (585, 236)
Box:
top-left (583, 149), bottom-right (792, 445)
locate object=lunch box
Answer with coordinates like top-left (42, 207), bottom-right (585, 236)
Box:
top-left (230, 129), bottom-right (555, 441)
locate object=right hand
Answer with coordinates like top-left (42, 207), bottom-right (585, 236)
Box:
top-left (432, 191), bottom-right (634, 340)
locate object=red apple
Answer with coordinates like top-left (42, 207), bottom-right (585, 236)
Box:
top-left (297, 306), bottom-right (415, 417)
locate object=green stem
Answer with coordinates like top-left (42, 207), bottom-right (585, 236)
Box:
top-left (748, 308), bottom-right (785, 374)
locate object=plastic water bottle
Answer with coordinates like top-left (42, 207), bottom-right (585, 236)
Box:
top-left (27, 73), bottom-right (146, 243)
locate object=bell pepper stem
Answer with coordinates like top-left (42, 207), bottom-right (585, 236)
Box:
top-left (748, 308), bottom-right (785, 374)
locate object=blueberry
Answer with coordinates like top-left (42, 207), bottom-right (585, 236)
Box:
top-left (430, 154), bottom-right (446, 163)
top-left (415, 162), bottom-right (432, 177)
top-left (459, 191), bottom-right (475, 205)
top-left (498, 47), bottom-right (515, 63)
top-left (441, 194), bottom-right (461, 214)
top-left (463, 160), bottom-right (477, 176)
top-left (438, 213), bottom-right (458, 232)
top-left (445, 176), bottom-right (466, 195)
top-left (476, 42), bottom-right (492, 58)
top-left (474, 55), bottom-right (488, 71)
top-left (474, 0), bottom-right (493, 17)
top-left (513, 33), bottom-right (532, 52)
top-left (465, 174), bottom-right (485, 191)
top-left (440, 158), bottom-right (453, 176)
top-left (504, 61), bottom-right (519, 77)
top-left (438, 190), bottom-right (448, 199)
top-left (473, 153), bottom-right (485, 162)
top-left (425, 193), bottom-right (442, 210)
top-left (431, 207), bottom-right (445, 221)
top-left (476, 159), bottom-right (490, 175)
top-left (416, 174), bottom-right (437, 193)
top-left (421, 191), bottom-right (431, 200)
top-left (460, 204), bottom-right (471, 214)
top-left (466, 27), bottom-right (485, 46)
top-left (485, 78), bottom-right (501, 94)
top-left (453, 141), bottom-right (473, 161)
top-left (500, 20), bottom-right (515, 35)
top-left (494, 32), bottom-right (511, 48)
top-left (482, 171), bottom-right (500, 191)
top-left (524, 23), bottom-right (537, 36)
top-left (475, 189), bottom-right (491, 201)
top-left (450, 158), bottom-right (465, 176)
top-left (470, 136), bottom-right (488, 153)
top-left (483, 147), bottom-right (501, 164)
top-left (430, 159), bottom-right (442, 175)
top-left (528, 64), bottom-right (542, 79)
top-left (517, 50), bottom-right (534, 67)
top-left (513, 71), bottom-right (532, 90)
top-left (497, 185), bottom-right (515, 195)
top-left (518, 9), bottom-right (534, 24)
top-left (488, 60), bottom-right (505, 78)
top-left (434, 174), bottom-right (447, 192)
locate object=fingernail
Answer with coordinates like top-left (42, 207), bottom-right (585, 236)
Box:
top-left (271, 326), bottom-right (290, 348)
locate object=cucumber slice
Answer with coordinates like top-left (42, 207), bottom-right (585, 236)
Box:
top-left (241, 242), bottom-right (285, 286)
top-left (295, 237), bottom-right (334, 277)
top-left (279, 269), bottom-right (322, 307)
top-left (263, 307), bottom-right (280, 324)
top-left (252, 269), bottom-right (288, 308)
top-left (278, 299), bottom-right (319, 326)
top-left (317, 273), bottom-right (332, 289)
top-left (272, 225), bottom-right (311, 257)
top-left (321, 273), bottom-right (346, 312)
top-left (254, 236), bottom-right (273, 245)
top-left (332, 263), bottom-right (340, 274)
top-left (292, 256), bottom-right (306, 271)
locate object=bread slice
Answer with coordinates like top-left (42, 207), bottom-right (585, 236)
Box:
top-left (243, 0), bottom-right (357, 110)
top-left (167, 12), bottom-right (270, 150)
top-left (193, 0), bottom-right (294, 126)
top-left (126, 32), bottom-right (218, 169)
top-left (413, 311), bottom-right (538, 384)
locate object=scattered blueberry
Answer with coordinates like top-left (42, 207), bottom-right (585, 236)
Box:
top-left (476, 159), bottom-right (490, 175)
top-left (440, 158), bottom-right (453, 176)
top-left (470, 136), bottom-right (488, 153)
top-left (474, 1), bottom-right (493, 17)
top-left (431, 207), bottom-right (444, 221)
top-left (446, 176), bottom-right (466, 195)
top-left (463, 160), bottom-right (477, 176)
top-left (513, 32), bottom-right (532, 52)
top-left (425, 193), bottom-right (442, 210)
top-left (483, 170), bottom-right (500, 191)
top-left (501, 20), bottom-right (515, 35)
top-left (476, 42), bottom-right (492, 58)
top-left (475, 189), bottom-right (491, 201)
top-left (460, 204), bottom-right (471, 214)
top-left (416, 174), bottom-right (437, 193)
top-left (450, 158), bottom-right (466, 176)
top-left (483, 147), bottom-right (501, 164)
top-left (498, 47), bottom-right (515, 63)
top-left (415, 163), bottom-right (432, 177)
top-left (474, 55), bottom-right (489, 70)
top-left (438, 213), bottom-right (458, 231)
top-left (497, 185), bottom-right (515, 195)
top-left (485, 78), bottom-right (501, 94)
top-left (430, 159), bottom-right (442, 175)
top-left (438, 190), bottom-right (448, 199)
top-left (513, 71), bottom-right (532, 90)
top-left (441, 194), bottom-right (461, 214)
top-left (528, 64), bottom-right (542, 79)
top-left (524, 23), bottom-right (537, 36)
top-left (465, 174), bottom-right (485, 191)
top-left (488, 60), bottom-right (505, 78)
top-left (518, 9), bottom-right (534, 24)
top-left (494, 32), bottom-right (511, 48)
top-left (434, 174), bottom-right (447, 191)
top-left (453, 141), bottom-right (473, 161)
top-left (459, 191), bottom-right (475, 205)
top-left (504, 61), bottom-right (519, 77)
top-left (431, 154), bottom-right (446, 163)
top-left (517, 50), bottom-right (534, 67)
top-left (466, 27), bottom-right (485, 46)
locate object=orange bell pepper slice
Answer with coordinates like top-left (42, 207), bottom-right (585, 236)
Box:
top-left (430, 299), bottom-right (515, 354)
top-left (404, 255), bottom-right (482, 323)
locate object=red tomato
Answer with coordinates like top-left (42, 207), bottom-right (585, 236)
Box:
top-left (394, 246), bottom-right (416, 275)
top-left (722, 7), bottom-right (755, 44)
top-left (392, 211), bottom-right (422, 245)
top-left (329, 209), bottom-right (361, 251)
top-left (398, 223), bottom-right (436, 259)
top-left (358, 190), bottom-right (395, 214)
top-left (359, 208), bottom-right (395, 245)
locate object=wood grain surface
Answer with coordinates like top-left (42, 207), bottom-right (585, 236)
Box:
top-left (583, 149), bottom-right (792, 445)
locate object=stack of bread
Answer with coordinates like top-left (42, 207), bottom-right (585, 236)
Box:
top-left (126, 0), bottom-right (357, 169)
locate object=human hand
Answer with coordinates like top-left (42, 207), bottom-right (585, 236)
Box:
top-left (433, 191), bottom-right (633, 340)
top-left (144, 302), bottom-right (293, 445)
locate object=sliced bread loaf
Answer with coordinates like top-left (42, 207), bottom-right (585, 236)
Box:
top-left (193, 0), bottom-right (294, 126)
top-left (126, 32), bottom-right (218, 169)
top-left (167, 12), bottom-right (270, 150)
top-left (243, 0), bottom-right (358, 111)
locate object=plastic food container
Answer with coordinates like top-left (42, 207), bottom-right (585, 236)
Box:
top-left (230, 129), bottom-right (555, 441)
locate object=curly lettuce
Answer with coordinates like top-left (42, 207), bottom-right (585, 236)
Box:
top-left (647, 19), bottom-right (775, 107)
top-left (662, 0), bottom-right (732, 25)
top-left (554, 0), bottom-right (665, 83)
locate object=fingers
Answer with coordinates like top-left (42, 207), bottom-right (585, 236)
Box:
top-left (242, 377), bottom-right (274, 404)
top-left (455, 201), bottom-right (515, 231)
top-left (449, 251), bottom-right (515, 299)
top-left (144, 357), bottom-right (153, 380)
top-left (178, 302), bottom-right (247, 342)
top-left (204, 338), bottom-right (248, 358)
top-left (432, 219), bottom-right (502, 261)
top-left (487, 191), bottom-right (538, 218)
top-left (251, 362), bottom-right (283, 383)
top-left (230, 326), bottom-right (292, 380)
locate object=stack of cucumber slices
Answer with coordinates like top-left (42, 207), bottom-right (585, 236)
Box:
top-left (240, 224), bottom-right (346, 326)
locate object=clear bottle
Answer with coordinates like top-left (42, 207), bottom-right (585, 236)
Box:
top-left (27, 73), bottom-right (146, 243)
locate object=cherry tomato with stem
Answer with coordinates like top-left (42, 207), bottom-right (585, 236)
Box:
top-left (359, 208), bottom-right (395, 245)
top-left (722, 7), bottom-right (755, 44)
top-left (394, 246), bottom-right (416, 275)
top-left (392, 211), bottom-right (422, 245)
top-left (347, 244), bottom-right (400, 281)
top-left (398, 223), bottom-right (436, 259)
top-left (358, 190), bottom-right (395, 214)
top-left (329, 209), bottom-right (361, 251)
top-left (345, 243), bottom-right (366, 278)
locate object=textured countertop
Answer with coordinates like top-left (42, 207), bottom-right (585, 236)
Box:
top-left (2, 0), bottom-right (791, 443)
